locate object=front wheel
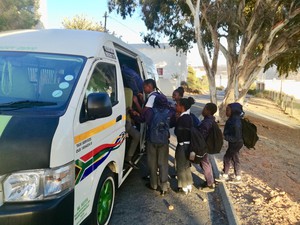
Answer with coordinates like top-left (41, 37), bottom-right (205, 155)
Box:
top-left (91, 168), bottom-right (116, 225)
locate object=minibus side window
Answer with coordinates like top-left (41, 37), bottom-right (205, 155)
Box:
top-left (80, 62), bottom-right (117, 123)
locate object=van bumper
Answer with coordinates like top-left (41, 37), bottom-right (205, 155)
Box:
top-left (0, 190), bottom-right (74, 225)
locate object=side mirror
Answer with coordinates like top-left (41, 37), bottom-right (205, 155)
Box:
top-left (87, 93), bottom-right (112, 120)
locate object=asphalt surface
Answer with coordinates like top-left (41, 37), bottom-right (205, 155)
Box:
top-left (109, 93), bottom-right (234, 225)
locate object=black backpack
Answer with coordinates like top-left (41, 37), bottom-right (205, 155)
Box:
top-left (206, 121), bottom-right (224, 154)
top-left (241, 118), bottom-right (259, 149)
top-left (189, 126), bottom-right (208, 164)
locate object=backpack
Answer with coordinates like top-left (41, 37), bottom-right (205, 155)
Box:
top-left (121, 65), bottom-right (143, 96)
top-left (149, 107), bottom-right (171, 144)
top-left (190, 113), bottom-right (201, 127)
top-left (206, 121), bottom-right (224, 154)
top-left (189, 126), bottom-right (208, 164)
top-left (241, 117), bottom-right (259, 149)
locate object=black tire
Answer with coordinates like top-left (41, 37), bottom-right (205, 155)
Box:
top-left (91, 168), bottom-right (116, 225)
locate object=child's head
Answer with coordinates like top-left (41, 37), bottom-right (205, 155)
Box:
top-left (143, 79), bottom-right (157, 94)
top-left (176, 97), bottom-right (195, 113)
top-left (202, 103), bottom-right (217, 117)
top-left (226, 102), bottom-right (243, 117)
top-left (172, 87), bottom-right (184, 102)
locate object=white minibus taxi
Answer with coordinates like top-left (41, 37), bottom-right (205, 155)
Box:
top-left (0, 29), bottom-right (156, 225)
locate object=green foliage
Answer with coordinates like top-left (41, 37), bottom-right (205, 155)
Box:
top-left (186, 66), bottom-right (201, 92)
top-left (264, 49), bottom-right (300, 77)
top-left (62, 15), bottom-right (105, 31)
top-left (108, 0), bottom-right (300, 76)
top-left (0, 0), bottom-right (40, 31)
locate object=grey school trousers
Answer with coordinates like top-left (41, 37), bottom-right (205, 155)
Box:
top-left (175, 144), bottom-right (193, 188)
top-left (146, 142), bottom-right (169, 191)
top-left (125, 121), bottom-right (141, 161)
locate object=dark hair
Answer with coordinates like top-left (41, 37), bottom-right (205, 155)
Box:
top-left (175, 86), bottom-right (184, 97)
top-left (205, 103), bottom-right (217, 115)
top-left (179, 97), bottom-right (195, 110)
top-left (144, 78), bottom-right (157, 90)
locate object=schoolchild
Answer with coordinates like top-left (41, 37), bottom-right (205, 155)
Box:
top-left (216, 102), bottom-right (244, 183)
top-left (198, 103), bottom-right (217, 192)
top-left (172, 87), bottom-right (185, 118)
top-left (173, 97), bottom-right (195, 195)
top-left (130, 79), bottom-right (172, 196)
top-left (124, 87), bottom-right (141, 169)
top-left (172, 87), bottom-right (184, 106)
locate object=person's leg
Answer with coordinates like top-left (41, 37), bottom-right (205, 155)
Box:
top-left (147, 142), bottom-right (158, 190)
top-left (175, 145), bottom-right (186, 189)
top-left (223, 144), bottom-right (235, 174)
top-left (125, 121), bottom-right (140, 161)
top-left (157, 143), bottom-right (169, 192)
top-left (176, 145), bottom-right (192, 190)
top-left (232, 141), bottom-right (244, 177)
top-left (182, 145), bottom-right (193, 187)
top-left (200, 154), bottom-right (214, 186)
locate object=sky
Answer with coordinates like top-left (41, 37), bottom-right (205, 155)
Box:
top-left (40, 0), bottom-right (208, 66)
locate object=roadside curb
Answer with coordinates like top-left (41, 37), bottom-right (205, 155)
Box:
top-left (210, 155), bottom-right (240, 225)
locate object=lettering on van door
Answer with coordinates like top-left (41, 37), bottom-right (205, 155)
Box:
top-left (75, 197), bottom-right (90, 224)
top-left (76, 138), bottom-right (92, 153)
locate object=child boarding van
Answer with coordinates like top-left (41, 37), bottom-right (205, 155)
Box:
top-left (0, 29), bottom-right (158, 225)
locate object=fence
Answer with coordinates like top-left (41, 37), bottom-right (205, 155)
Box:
top-left (266, 90), bottom-right (300, 121)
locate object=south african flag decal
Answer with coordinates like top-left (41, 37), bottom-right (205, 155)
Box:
top-left (75, 131), bottom-right (126, 184)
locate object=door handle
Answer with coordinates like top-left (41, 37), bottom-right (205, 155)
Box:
top-left (116, 115), bottom-right (122, 122)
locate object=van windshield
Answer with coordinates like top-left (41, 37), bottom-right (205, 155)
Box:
top-left (0, 52), bottom-right (86, 114)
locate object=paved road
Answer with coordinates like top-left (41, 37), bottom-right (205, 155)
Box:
top-left (110, 94), bottom-right (228, 225)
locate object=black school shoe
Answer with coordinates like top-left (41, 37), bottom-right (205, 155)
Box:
top-left (200, 184), bottom-right (215, 193)
top-left (145, 183), bottom-right (157, 191)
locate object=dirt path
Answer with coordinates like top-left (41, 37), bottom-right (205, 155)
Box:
top-left (215, 97), bottom-right (300, 225)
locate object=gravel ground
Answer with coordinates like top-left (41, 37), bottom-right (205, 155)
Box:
top-left (214, 97), bottom-right (300, 225)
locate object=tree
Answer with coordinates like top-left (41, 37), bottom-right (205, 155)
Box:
top-left (0, 0), bottom-right (40, 31)
top-left (109, 0), bottom-right (300, 119)
top-left (62, 14), bottom-right (105, 32)
top-left (187, 65), bottom-right (201, 92)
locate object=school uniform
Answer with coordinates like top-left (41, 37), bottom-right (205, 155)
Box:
top-left (132, 91), bottom-right (171, 192)
top-left (174, 110), bottom-right (193, 189)
top-left (198, 115), bottom-right (215, 186)
top-left (223, 104), bottom-right (244, 176)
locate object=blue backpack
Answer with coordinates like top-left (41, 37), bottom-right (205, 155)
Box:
top-left (149, 107), bottom-right (171, 144)
top-left (121, 65), bottom-right (143, 96)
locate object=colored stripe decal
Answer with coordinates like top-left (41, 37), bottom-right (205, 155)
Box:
top-left (75, 131), bottom-right (126, 184)
top-left (74, 114), bottom-right (126, 144)
top-left (0, 115), bottom-right (12, 137)
top-left (80, 143), bottom-right (117, 162)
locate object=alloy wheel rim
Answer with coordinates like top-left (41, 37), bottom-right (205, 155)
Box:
top-left (97, 178), bottom-right (113, 224)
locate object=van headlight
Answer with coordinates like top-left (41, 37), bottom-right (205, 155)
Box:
top-left (2, 162), bottom-right (74, 202)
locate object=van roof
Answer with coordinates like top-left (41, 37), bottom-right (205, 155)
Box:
top-left (0, 29), bottom-right (142, 58)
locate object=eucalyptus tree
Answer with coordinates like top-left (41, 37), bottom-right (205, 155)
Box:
top-left (109, 0), bottom-right (300, 117)
top-left (0, 0), bottom-right (40, 31)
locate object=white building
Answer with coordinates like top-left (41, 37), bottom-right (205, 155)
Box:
top-left (131, 43), bottom-right (188, 96)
